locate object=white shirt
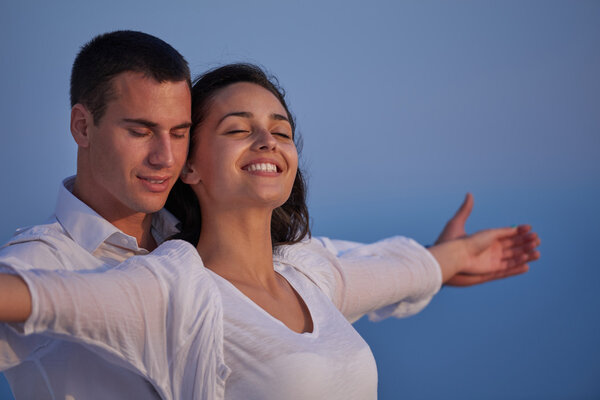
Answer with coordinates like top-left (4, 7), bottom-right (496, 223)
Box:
top-left (213, 264), bottom-right (378, 400)
top-left (0, 176), bottom-right (180, 399)
top-left (4, 235), bottom-right (442, 400)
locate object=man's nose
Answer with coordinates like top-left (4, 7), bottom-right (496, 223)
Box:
top-left (148, 134), bottom-right (175, 168)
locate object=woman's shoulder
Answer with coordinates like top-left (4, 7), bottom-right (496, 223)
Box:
top-left (274, 237), bottom-right (341, 298)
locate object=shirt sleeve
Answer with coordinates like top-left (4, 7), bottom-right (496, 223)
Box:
top-left (0, 240), bottom-right (67, 370)
top-left (1, 240), bottom-right (205, 397)
top-left (281, 236), bottom-right (443, 323)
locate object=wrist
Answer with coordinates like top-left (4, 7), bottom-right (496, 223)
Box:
top-left (427, 239), bottom-right (466, 283)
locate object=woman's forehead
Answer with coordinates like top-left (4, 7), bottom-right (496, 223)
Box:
top-left (209, 82), bottom-right (286, 116)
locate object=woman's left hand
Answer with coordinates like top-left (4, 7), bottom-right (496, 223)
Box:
top-left (429, 225), bottom-right (540, 284)
top-left (460, 224), bottom-right (540, 276)
top-left (434, 194), bottom-right (540, 286)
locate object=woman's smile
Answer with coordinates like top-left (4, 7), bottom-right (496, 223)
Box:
top-left (242, 159), bottom-right (282, 175)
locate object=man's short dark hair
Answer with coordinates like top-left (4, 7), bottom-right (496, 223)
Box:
top-left (70, 30), bottom-right (191, 124)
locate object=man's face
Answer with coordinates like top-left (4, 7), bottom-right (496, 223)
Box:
top-left (78, 72), bottom-right (191, 219)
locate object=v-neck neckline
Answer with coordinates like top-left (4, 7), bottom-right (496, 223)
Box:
top-left (207, 265), bottom-right (318, 337)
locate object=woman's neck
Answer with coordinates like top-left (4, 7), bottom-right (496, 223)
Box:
top-left (196, 207), bottom-right (277, 288)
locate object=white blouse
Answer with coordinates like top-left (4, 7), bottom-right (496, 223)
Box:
top-left (9, 236), bottom-right (442, 400)
top-left (213, 263), bottom-right (378, 400)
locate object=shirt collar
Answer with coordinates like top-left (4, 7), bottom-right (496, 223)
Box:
top-left (152, 207), bottom-right (181, 244)
top-left (55, 176), bottom-right (181, 253)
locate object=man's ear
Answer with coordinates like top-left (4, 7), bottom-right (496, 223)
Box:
top-left (181, 161), bottom-right (201, 185)
top-left (70, 104), bottom-right (93, 147)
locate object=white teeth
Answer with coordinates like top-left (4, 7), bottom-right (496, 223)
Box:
top-left (146, 179), bottom-right (166, 184)
top-left (247, 163), bottom-right (277, 173)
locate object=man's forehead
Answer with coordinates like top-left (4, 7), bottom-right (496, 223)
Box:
top-left (105, 72), bottom-right (190, 107)
top-left (101, 72), bottom-right (191, 125)
top-left (109, 71), bottom-right (189, 96)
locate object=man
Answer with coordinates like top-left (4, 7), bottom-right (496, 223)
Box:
top-left (0, 30), bottom-right (191, 399)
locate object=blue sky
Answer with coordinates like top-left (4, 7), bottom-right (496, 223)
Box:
top-left (1, 1), bottom-right (599, 398)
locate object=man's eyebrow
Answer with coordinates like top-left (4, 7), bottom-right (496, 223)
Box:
top-left (172, 122), bottom-right (192, 130)
top-left (121, 118), bottom-right (192, 130)
top-left (122, 118), bottom-right (158, 128)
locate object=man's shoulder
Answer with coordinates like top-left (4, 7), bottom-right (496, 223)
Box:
top-left (0, 219), bottom-right (76, 269)
top-left (3, 218), bottom-right (70, 247)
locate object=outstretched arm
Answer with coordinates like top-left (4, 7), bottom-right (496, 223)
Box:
top-left (435, 193), bottom-right (540, 286)
top-left (0, 274), bottom-right (30, 322)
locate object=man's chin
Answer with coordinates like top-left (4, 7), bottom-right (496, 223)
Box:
top-left (131, 197), bottom-right (169, 214)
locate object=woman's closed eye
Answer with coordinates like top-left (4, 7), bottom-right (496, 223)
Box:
top-left (225, 129), bottom-right (250, 135)
top-left (273, 132), bottom-right (292, 139)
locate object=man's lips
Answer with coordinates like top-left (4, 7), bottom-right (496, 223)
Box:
top-left (138, 175), bottom-right (171, 192)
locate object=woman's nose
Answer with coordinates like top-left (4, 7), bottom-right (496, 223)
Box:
top-left (251, 128), bottom-right (277, 151)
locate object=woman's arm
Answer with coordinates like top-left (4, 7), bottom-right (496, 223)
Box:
top-left (285, 223), bottom-right (539, 323)
top-left (0, 274), bottom-right (31, 322)
top-left (282, 236), bottom-right (444, 322)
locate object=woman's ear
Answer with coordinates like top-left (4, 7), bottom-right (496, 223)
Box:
top-left (181, 161), bottom-right (201, 185)
top-left (70, 104), bottom-right (93, 148)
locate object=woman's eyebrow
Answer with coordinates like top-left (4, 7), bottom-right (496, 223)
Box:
top-left (217, 112), bottom-right (290, 125)
top-left (271, 113), bottom-right (289, 122)
top-left (218, 112), bottom-right (252, 125)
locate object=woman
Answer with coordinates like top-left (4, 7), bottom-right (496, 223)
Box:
top-left (0, 64), bottom-right (540, 399)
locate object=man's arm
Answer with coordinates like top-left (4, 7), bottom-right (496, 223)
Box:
top-left (0, 274), bottom-right (30, 322)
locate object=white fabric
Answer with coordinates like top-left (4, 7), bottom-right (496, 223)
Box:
top-left (0, 176), bottom-right (180, 399)
top-left (4, 235), bottom-right (441, 400)
top-left (0, 176), bottom-right (443, 400)
top-left (212, 264), bottom-right (378, 400)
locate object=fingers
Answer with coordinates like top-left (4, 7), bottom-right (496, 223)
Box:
top-left (504, 254), bottom-right (538, 269)
top-left (501, 233), bottom-right (541, 257)
top-left (445, 265), bottom-right (530, 287)
top-left (486, 224), bottom-right (536, 242)
top-left (435, 193), bottom-right (474, 244)
top-left (453, 192), bottom-right (474, 223)
top-left (506, 230), bottom-right (538, 246)
top-left (501, 229), bottom-right (541, 268)
top-left (503, 250), bottom-right (540, 268)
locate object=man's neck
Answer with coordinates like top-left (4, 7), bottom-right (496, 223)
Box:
top-left (72, 176), bottom-right (158, 251)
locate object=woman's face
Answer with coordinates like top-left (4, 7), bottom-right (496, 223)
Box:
top-left (183, 82), bottom-right (298, 213)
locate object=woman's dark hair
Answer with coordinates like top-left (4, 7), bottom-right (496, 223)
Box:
top-left (166, 63), bottom-right (310, 248)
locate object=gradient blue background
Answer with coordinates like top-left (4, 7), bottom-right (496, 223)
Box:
top-left (1, 1), bottom-right (599, 399)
